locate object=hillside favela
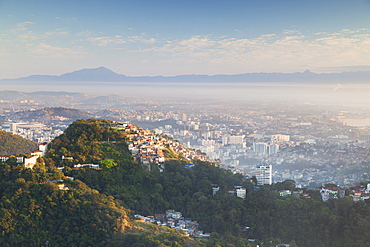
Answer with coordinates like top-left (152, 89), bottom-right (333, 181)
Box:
top-left (2, 0), bottom-right (370, 246)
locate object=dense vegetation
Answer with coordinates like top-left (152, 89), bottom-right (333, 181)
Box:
top-left (0, 130), bottom-right (38, 155)
top-left (0, 159), bottom-right (131, 246)
top-left (47, 118), bottom-right (130, 166)
top-left (2, 119), bottom-right (370, 246)
top-left (46, 119), bottom-right (370, 246)
top-left (0, 156), bottom-right (197, 246)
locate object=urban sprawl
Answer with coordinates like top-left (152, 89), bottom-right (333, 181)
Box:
top-left (2, 93), bottom-right (370, 204)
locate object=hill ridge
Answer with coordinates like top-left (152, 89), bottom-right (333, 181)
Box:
top-left (3, 67), bottom-right (370, 83)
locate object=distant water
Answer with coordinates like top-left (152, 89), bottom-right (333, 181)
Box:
top-left (1, 80), bottom-right (370, 107)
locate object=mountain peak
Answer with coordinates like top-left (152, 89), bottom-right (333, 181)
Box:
top-left (59, 67), bottom-right (127, 81)
top-left (72, 66), bottom-right (118, 75)
top-left (303, 69), bottom-right (314, 74)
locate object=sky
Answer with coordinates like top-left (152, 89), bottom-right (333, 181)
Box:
top-left (0, 0), bottom-right (370, 79)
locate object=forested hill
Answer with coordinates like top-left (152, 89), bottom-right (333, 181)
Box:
top-left (46, 119), bottom-right (370, 247)
top-left (0, 125), bottom-right (201, 246)
top-left (0, 158), bottom-right (202, 246)
top-left (2, 119), bottom-right (370, 246)
top-left (0, 130), bottom-right (38, 155)
top-left (0, 163), bottom-right (131, 246)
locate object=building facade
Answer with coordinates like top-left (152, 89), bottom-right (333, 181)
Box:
top-left (256, 163), bottom-right (272, 185)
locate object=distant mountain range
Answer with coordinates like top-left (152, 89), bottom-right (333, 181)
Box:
top-left (3, 66), bottom-right (370, 83)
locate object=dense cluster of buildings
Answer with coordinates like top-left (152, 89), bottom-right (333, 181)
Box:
top-left (350, 184), bottom-right (370, 202)
top-left (0, 122), bottom-right (64, 143)
top-left (121, 123), bottom-right (209, 171)
top-left (127, 107), bottom-right (370, 188)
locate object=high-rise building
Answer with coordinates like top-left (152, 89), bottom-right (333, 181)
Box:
top-left (228, 135), bottom-right (244, 145)
top-left (181, 113), bottom-right (187, 122)
top-left (253, 142), bottom-right (267, 155)
top-left (221, 135), bottom-right (245, 146)
top-left (268, 144), bottom-right (279, 155)
top-left (10, 123), bottom-right (17, 133)
top-left (222, 135), bottom-right (229, 146)
top-left (256, 163), bottom-right (272, 185)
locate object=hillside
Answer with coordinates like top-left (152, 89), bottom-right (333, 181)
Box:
top-left (2, 119), bottom-right (370, 246)
top-left (47, 119), bottom-right (370, 247)
top-left (0, 161), bottom-right (200, 246)
top-left (0, 139), bottom-right (201, 247)
top-left (0, 157), bottom-right (131, 246)
top-left (9, 107), bottom-right (94, 123)
top-left (4, 67), bottom-right (370, 83)
top-left (0, 130), bottom-right (38, 155)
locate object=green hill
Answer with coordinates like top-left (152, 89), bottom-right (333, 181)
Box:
top-left (2, 119), bottom-right (370, 246)
top-left (0, 120), bottom-right (207, 247)
top-left (47, 119), bottom-right (370, 247)
top-left (0, 130), bottom-right (38, 155)
top-left (0, 153), bottom-right (200, 247)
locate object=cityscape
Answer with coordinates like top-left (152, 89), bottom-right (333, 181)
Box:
top-left (1, 0), bottom-right (370, 245)
top-left (1, 90), bottom-right (370, 190)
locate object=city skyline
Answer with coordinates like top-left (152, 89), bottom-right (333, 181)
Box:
top-left (1, 0), bottom-right (370, 79)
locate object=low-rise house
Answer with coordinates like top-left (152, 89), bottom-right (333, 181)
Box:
top-left (212, 184), bottom-right (220, 196)
top-left (318, 186), bottom-right (345, 201)
top-left (57, 184), bottom-right (69, 190)
top-left (73, 164), bottom-right (100, 169)
top-left (31, 150), bottom-right (44, 157)
top-left (236, 187), bottom-right (247, 199)
top-left (228, 186), bottom-right (247, 199)
top-left (279, 190), bottom-right (292, 197)
top-left (361, 193), bottom-right (370, 201)
top-left (0, 155), bottom-right (24, 164)
top-left (24, 155), bottom-right (38, 169)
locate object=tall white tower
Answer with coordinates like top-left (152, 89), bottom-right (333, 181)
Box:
top-left (256, 163), bottom-right (272, 185)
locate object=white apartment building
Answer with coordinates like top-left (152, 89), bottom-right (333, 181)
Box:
top-left (256, 164), bottom-right (272, 185)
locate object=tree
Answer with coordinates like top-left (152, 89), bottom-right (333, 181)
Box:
top-left (289, 240), bottom-right (298, 247)
top-left (99, 159), bottom-right (118, 170)
top-left (274, 180), bottom-right (296, 191)
top-left (324, 183), bottom-right (337, 188)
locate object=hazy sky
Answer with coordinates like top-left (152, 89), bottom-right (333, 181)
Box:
top-left (1, 0), bottom-right (370, 79)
